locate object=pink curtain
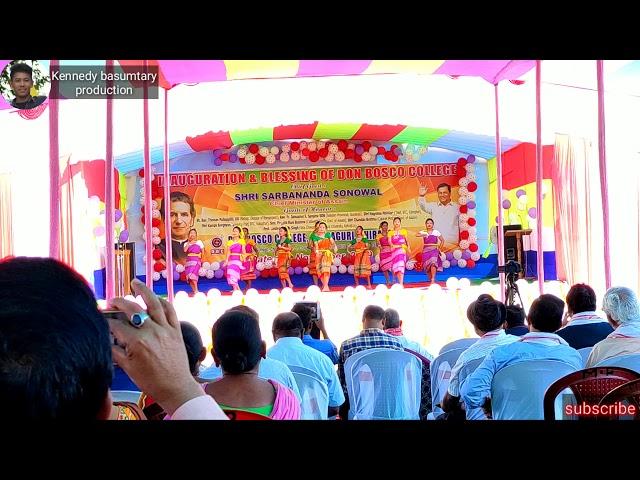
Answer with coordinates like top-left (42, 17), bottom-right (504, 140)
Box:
top-left (552, 134), bottom-right (605, 296)
top-left (0, 173), bottom-right (14, 258)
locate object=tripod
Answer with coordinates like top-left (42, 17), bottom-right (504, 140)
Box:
top-left (505, 273), bottom-right (524, 308)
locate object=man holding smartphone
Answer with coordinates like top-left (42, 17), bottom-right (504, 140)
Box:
top-left (291, 302), bottom-right (339, 365)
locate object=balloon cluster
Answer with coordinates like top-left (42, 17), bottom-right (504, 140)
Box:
top-left (220, 140), bottom-right (407, 165)
top-left (447, 155), bottom-right (480, 270)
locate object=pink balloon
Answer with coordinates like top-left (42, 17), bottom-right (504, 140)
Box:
top-left (528, 207), bottom-right (537, 219)
top-left (93, 225), bottom-right (105, 236)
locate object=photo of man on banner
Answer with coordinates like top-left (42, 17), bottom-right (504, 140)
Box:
top-left (158, 191), bottom-right (195, 266)
top-left (417, 182), bottom-right (460, 253)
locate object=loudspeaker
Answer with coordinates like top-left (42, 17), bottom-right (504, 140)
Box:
top-left (503, 225), bottom-right (522, 264)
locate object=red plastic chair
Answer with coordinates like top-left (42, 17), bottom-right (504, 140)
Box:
top-left (597, 378), bottom-right (640, 420)
top-left (543, 367), bottom-right (640, 420)
top-left (223, 409), bottom-right (272, 420)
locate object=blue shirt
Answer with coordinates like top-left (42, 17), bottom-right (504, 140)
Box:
top-left (198, 357), bottom-right (302, 403)
top-left (460, 332), bottom-right (582, 409)
top-left (303, 334), bottom-right (339, 364)
top-left (268, 337), bottom-right (345, 407)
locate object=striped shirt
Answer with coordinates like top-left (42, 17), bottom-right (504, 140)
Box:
top-left (447, 329), bottom-right (519, 397)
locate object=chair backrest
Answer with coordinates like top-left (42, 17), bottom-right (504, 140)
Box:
top-left (543, 367), bottom-right (640, 420)
top-left (223, 409), bottom-right (272, 420)
top-left (111, 390), bottom-right (142, 404)
top-left (345, 348), bottom-right (422, 420)
top-left (457, 356), bottom-right (489, 420)
top-left (594, 354), bottom-right (640, 374)
top-left (578, 347), bottom-right (593, 367)
top-left (429, 347), bottom-right (467, 417)
top-left (491, 360), bottom-right (579, 420)
top-left (598, 378), bottom-right (640, 420)
top-left (288, 364), bottom-right (324, 383)
top-left (439, 338), bottom-right (477, 355)
top-left (292, 371), bottom-right (330, 420)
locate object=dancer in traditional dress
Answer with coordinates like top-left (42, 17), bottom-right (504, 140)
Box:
top-left (307, 221), bottom-right (321, 287)
top-left (388, 217), bottom-right (409, 286)
top-left (376, 221), bottom-right (394, 287)
top-left (347, 225), bottom-right (372, 289)
top-left (183, 228), bottom-right (204, 294)
top-left (224, 226), bottom-right (245, 291)
top-left (241, 227), bottom-right (259, 292)
top-left (313, 222), bottom-right (338, 292)
top-left (275, 226), bottom-right (294, 289)
top-left (416, 218), bottom-right (444, 285)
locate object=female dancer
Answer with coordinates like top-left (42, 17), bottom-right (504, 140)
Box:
top-left (376, 221), bottom-right (394, 287)
top-left (275, 226), bottom-right (294, 289)
top-left (183, 228), bottom-right (204, 294)
top-left (224, 226), bottom-right (245, 291)
top-left (347, 225), bottom-right (372, 288)
top-left (313, 222), bottom-right (338, 292)
top-left (241, 227), bottom-right (259, 292)
top-left (388, 217), bottom-right (409, 286)
top-left (417, 218), bottom-right (444, 285)
top-left (307, 221), bottom-right (321, 287)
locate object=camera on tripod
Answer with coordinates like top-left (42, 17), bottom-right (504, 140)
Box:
top-left (497, 260), bottom-right (522, 281)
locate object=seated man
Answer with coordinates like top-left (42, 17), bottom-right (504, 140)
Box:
top-left (442, 294), bottom-right (519, 420)
top-left (504, 305), bottom-right (529, 337)
top-left (586, 286), bottom-right (640, 367)
top-left (338, 305), bottom-right (404, 419)
top-left (268, 312), bottom-right (345, 417)
top-left (291, 303), bottom-right (339, 364)
top-left (0, 257), bottom-right (226, 419)
top-left (383, 308), bottom-right (434, 361)
top-left (199, 305), bottom-right (302, 403)
top-left (556, 283), bottom-right (614, 349)
top-left (383, 308), bottom-right (434, 419)
top-left (461, 294), bottom-right (582, 417)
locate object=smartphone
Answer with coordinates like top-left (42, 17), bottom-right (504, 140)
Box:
top-left (102, 309), bottom-right (128, 345)
top-left (294, 301), bottom-right (321, 322)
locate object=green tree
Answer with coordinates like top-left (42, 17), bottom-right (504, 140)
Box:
top-left (0, 60), bottom-right (50, 100)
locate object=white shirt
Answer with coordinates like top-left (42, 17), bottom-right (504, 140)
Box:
top-left (417, 198), bottom-right (459, 244)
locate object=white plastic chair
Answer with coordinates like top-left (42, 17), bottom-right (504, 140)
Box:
top-left (429, 347), bottom-right (467, 419)
top-left (491, 360), bottom-right (579, 420)
top-left (111, 390), bottom-right (142, 404)
top-left (345, 348), bottom-right (421, 420)
top-left (292, 371), bottom-right (329, 420)
top-left (577, 347), bottom-right (593, 367)
top-left (594, 354), bottom-right (640, 374)
top-left (439, 338), bottom-right (477, 355)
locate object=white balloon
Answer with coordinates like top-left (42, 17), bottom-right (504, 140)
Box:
top-left (302, 267), bottom-right (309, 273)
top-left (338, 265), bottom-right (347, 274)
top-left (202, 262), bottom-right (210, 269)
top-left (458, 277), bottom-right (471, 289)
top-left (471, 252), bottom-right (481, 261)
top-left (347, 265), bottom-right (355, 274)
top-left (453, 249), bottom-right (463, 260)
top-left (330, 265), bottom-right (338, 274)
top-left (458, 259), bottom-right (467, 268)
top-left (246, 288), bottom-right (259, 297)
top-left (211, 261), bottom-right (220, 271)
top-left (175, 264), bottom-right (185, 273)
top-left (152, 272), bottom-right (161, 281)
top-left (442, 260), bottom-right (451, 269)
top-left (207, 288), bottom-right (221, 299)
top-left (446, 277), bottom-right (459, 290)
top-left (370, 263), bottom-right (379, 272)
top-left (206, 270), bottom-right (215, 279)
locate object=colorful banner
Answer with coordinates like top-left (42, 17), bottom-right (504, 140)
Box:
top-left (155, 163), bottom-right (465, 266)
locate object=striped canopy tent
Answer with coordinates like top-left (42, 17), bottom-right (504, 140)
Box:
top-left (4, 59), bottom-right (579, 301)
